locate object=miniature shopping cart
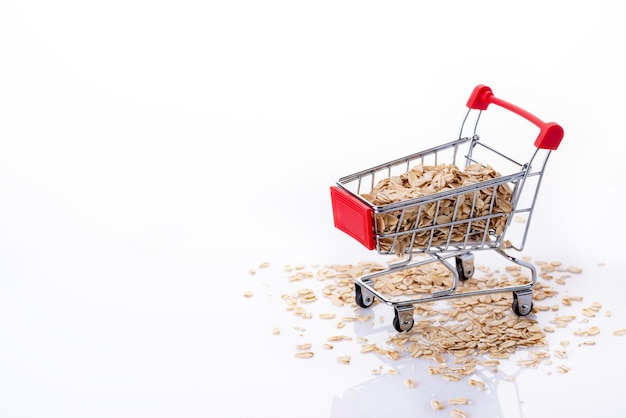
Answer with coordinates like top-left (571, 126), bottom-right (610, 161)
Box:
top-left (330, 85), bottom-right (563, 332)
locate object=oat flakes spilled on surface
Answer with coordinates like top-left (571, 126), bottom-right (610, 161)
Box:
top-left (246, 255), bottom-right (621, 408)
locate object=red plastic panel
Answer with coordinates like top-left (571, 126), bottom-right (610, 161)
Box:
top-left (330, 186), bottom-right (375, 250)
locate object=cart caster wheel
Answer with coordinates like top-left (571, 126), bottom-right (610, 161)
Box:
top-left (512, 291), bottom-right (533, 316)
top-left (393, 305), bottom-right (415, 333)
top-left (455, 253), bottom-right (475, 281)
top-left (355, 282), bottom-right (375, 308)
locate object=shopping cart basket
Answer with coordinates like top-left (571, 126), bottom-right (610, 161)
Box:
top-left (330, 84), bottom-right (563, 332)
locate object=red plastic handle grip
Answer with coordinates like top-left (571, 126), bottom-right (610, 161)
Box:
top-left (466, 85), bottom-right (564, 150)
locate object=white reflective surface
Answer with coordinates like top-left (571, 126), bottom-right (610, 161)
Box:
top-left (1, 1), bottom-right (625, 417)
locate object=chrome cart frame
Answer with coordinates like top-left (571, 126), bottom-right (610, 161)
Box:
top-left (330, 85), bottom-right (563, 332)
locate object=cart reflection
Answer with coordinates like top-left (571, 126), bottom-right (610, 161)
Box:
top-left (331, 358), bottom-right (526, 418)
top-left (330, 317), bottom-right (528, 418)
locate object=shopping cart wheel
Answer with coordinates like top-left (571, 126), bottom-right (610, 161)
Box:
top-left (393, 305), bottom-right (415, 333)
top-left (355, 280), bottom-right (375, 308)
top-left (455, 253), bottom-right (475, 281)
top-left (512, 290), bottom-right (533, 316)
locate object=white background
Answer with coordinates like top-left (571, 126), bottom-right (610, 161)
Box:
top-left (1, 1), bottom-right (625, 417)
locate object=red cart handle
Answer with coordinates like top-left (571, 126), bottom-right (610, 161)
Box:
top-left (466, 85), bottom-right (564, 150)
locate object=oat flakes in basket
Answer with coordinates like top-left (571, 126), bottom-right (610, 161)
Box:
top-left (361, 162), bottom-right (513, 255)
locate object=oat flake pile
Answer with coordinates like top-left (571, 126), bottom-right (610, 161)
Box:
top-left (244, 258), bottom-right (626, 414)
top-left (362, 162), bottom-right (512, 255)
